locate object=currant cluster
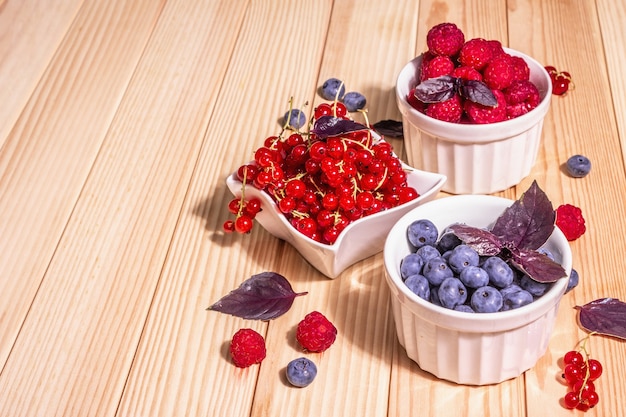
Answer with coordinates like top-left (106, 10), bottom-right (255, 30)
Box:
top-left (545, 66), bottom-right (573, 96)
top-left (223, 194), bottom-right (262, 234)
top-left (224, 100), bottom-right (419, 244)
top-left (561, 337), bottom-right (603, 411)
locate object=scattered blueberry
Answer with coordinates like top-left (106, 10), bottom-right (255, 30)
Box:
top-left (407, 219), bottom-right (438, 249)
top-left (342, 91), bottom-right (366, 112)
top-left (471, 286), bottom-right (503, 313)
top-left (447, 244), bottom-right (479, 274)
top-left (286, 357), bottom-right (317, 387)
top-left (519, 274), bottom-right (551, 297)
top-left (400, 253), bottom-right (424, 280)
top-left (321, 78), bottom-right (346, 101)
top-left (502, 289), bottom-right (534, 311)
top-left (482, 256), bottom-right (514, 288)
top-left (404, 274), bottom-right (431, 300)
top-left (565, 268), bottom-right (579, 293)
top-left (565, 154), bottom-right (591, 178)
top-left (459, 265), bottom-right (489, 289)
top-left (283, 109), bottom-right (307, 129)
top-left (438, 277), bottom-right (468, 309)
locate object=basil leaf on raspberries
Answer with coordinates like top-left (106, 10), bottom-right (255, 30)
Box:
top-left (575, 298), bottom-right (626, 340)
top-left (207, 272), bottom-right (307, 320)
top-left (460, 80), bottom-right (497, 106)
top-left (311, 115), bottom-right (368, 138)
top-left (413, 75), bottom-right (458, 103)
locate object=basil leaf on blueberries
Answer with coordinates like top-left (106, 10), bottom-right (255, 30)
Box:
top-left (311, 115), bottom-right (368, 139)
top-left (372, 119), bottom-right (404, 137)
top-left (447, 223), bottom-right (502, 256)
top-left (413, 75), bottom-right (458, 103)
top-left (575, 298), bottom-right (626, 340)
top-left (460, 80), bottom-right (497, 106)
top-left (510, 248), bottom-right (566, 283)
top-left (207, 272), bottom-right (307, 320)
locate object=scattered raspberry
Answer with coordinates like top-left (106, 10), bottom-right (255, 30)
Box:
top-left (459, 38), bottom-right (494, 70)
top-left (556, 204), bottom-right (586, 241)
top-left (426, 94), bottom-right (463, 122)
top-left (464, 89), bottom-right (507, 124)
top-left (426, 22), bottom-right (465, 56)
top-left (296, 311), bottom-right (337, 352)
top-left (420, 55), bottom-right (455, 80)
top-left (508, 55), bottom-right (531, 81)
top-left (452, 65), bottom-right (483, 81)
top-left (483, 55), bottom-right (514, 90)
top-left (230, 328), bottom-right (267, 368)
top-left (504, 80), bottom-right (540, 118)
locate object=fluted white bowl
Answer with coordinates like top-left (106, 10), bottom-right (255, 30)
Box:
top-left (383, 195), bottom-right (572, 385)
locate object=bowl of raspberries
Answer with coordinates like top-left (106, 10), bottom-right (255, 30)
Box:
top-left (396, 22), bottom-right (552, 194)
top-left (383, 182), bottom-right (572, 385)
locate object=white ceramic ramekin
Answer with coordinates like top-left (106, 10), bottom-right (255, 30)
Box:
top-left (396, 48), bottom-right (552, 194)
top-left (383, 195), bottom-right (572, 385)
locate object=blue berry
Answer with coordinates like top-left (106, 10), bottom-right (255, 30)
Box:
top-left (519, 274), bottom-right (551, 297)
top-left (430, 286), bottom-right (442, 306)
top-left (422, 257), bottom-right (453, 286)
top-left (286, 357), bottom-right (317, 387)
top-left (538, 247), bottom-right (555, 260)
top-left (400, 253), bottom-right (424, 280)
top-left (407, 219), bottom-right (438, 249)
top-left (470, 286), bottom-right (503, 313)
top-left (499, 283), bottom-right (523, 298)
top-left (459, 265), bottom-right (489, 289)
top-left (566, 154), bottom-right (591, 178)
top-left (438, 277), bottom-right (468, 309)
top-left (502, 289), bottom-right (534, 311)
top-left (342, 91), bottom-right (366, 112)
top-left (447, 244), bottom-right (479, 274)
top-left (283, 109), bottom-right (307, 129)
top-left (436, 229), bottom-right (462, 253)
top-left (415, 244), bottom-right (441, 263)
top-left (565, 268), bottom-right (579, 293)
top-left (454, 304), bottom-right (475, 313)
top-left (404, 274), bottom-right (430, 300)
top-left (482, 256), bottom-right (514, 288)
top-left (320, 78), bottom-right (346, 101)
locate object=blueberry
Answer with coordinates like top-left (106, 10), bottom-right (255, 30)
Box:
top-left (454, 304), bottom-right (475, 313)
top-left (519, 274), bottom-right (551, 297)
top-left (400, 253), bottom-right (424, 280)
top-left (499, 284), bottom-right (523, 298)
top-left (471, 286), bottom-right (503, 313)
top-left (430, 286), bottom-right (442, 306)
top-left (436, 229), bottom-right (462, 253)
top-left (320, 77), bottom-right (346, 101)
top-left (404, 274), bottom-right (431, 300)
top-left (438, 277), bottom-right (468, 309)
top-left (447, 244), bottom-right (479, 274)
top-left (415, 244), bottom-right (442, 263)
top-left (482, 256), bottom-right (514, 288)
top-left (502, 289), bottom-right (534, 311)
top-left (538, 247), bottom-right (555, 260)
top-left (407, 219), bottom-right (438, 249)
top-left (283, 108), bottom-right (307, 129)
top-left (565, 268), bottom-right (579, 293)
top-left (422, 257), bottom-right (453, 286)
top-left (286, 357), bottom-right (317, 387)
top-left (459, 265), bottom-right (489, 289)
top-left (342, 91), bottom-right (366, 112)
top-left (566, 154), bottom-right (591, 178)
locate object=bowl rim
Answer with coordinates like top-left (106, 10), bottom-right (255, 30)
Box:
top-left (384, 194), bottom-right (572, 332)
top-left (395, 47), bottom-right (553, 143)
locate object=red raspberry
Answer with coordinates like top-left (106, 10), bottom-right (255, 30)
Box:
top-left (407, 88), bottom-right (425, 111)
top-left (459, 38), bottom-right (494, 70)
top-left (296, 311), bottom-right (337, 352)
top-left (426, 22), bottom-right (465, 56)
top-left (420, 55), bottom-right (455, 80)
top-left (452, 65), bottom-right (483, 81)
top-left (504, 80), bottom-right (540, 118)
top-left (487, 39), bottom-right (505, 59)
top-left (508, 55), bottom-right (530, 81)
top-left (464, 89), bottom-right (507, 124)
top-left (556, 204), bottom-right (586, 241)
top-left (483, 55), bottom-right (514, 90)
top-left (425, 94), bottom-right (463, 123)
top-left (229, 328), bottom-right (267, 368)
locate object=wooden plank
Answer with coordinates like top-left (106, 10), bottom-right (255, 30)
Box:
top-left (0, 0), bottom-right (248, 416)
top-left (0, 0), bottom-right (166, 371)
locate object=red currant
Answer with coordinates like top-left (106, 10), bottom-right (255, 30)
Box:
top-left (223, 220), bottom-right (235, 233)
top-left (563, 391), bottom-right (580, 409)
top-left (234, 215), bottom-right (253, 233)
top-left (564, 350), bottom-right (584, 366)
top-left (586, 358), bottom-right (603, 381)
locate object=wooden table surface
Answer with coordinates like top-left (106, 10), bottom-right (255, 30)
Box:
top-left (1, 1), bottom-right (625, 416)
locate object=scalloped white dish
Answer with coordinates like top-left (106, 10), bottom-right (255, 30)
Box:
top-left (226, 163), bottom-right (446, 278)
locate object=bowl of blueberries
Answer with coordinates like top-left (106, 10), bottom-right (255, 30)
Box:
top-left (383, 189), bottom-right (572, 385)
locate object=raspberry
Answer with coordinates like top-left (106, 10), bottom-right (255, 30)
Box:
top-left (464, 89), bottom-right (507, 124)
top-left (486, 39), bottom-right (505, 59)
top-left (296, 311), bottom-right (337, 352)
top-left (556, 204), bottom-right (586, 241)
top-left (452, 65), bottom-right (482, 81)
top-left (425, 94), bottom-right (463, 123)
top-left (504, 80), bottom-right (540, 118)
top-left (229, 328), bottom-right (267, 368)
top-left (483, 55), bottom-right (514, 90)
top-left (508, 55), bottom-right (530, 81)
top-left (420, 55), bottom-right (455, 80)
top-left (426, 22), bottom-right (465, 56)
top-left (459, 38), bottom-right (494, 70)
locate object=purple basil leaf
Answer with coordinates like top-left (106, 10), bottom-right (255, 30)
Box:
top-left (509, 248), bottom-right (566, 283)
top-left (311, 115), bottom-right (368, 139)
top-left (491, 181), bottom-right (555, 251)
top-left (372, 119), bottom-right (403, 137)
top-left (575, 298), bottom-right (626, 340)
top-left (207, 272), bottom-right (307, 320)
top-left (413, 75), bottom-right (458, 103)
top-left (448, 223), bottom-right (502, 256)
top-left (460, 80), bottom-right (497, 106)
